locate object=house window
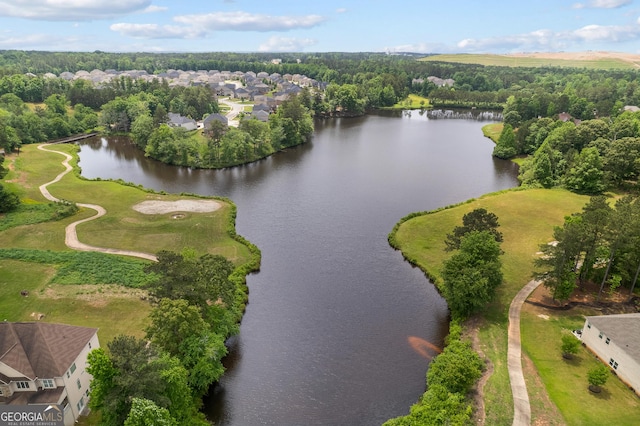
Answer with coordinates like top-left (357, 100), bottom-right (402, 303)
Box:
top-left (77, 397), bottom-right (85, 412)
top-left (77, 379), bottom-right (82, 390)
top-left (598, 332), bottom-right (603, 339)
top-left (42, 379), bottom-right (55, 389)
top-left (609, 358), bottom-right (619, 369)
top-left (606, 337), bottom-right (611, 345)
top-left (88, 342), bottom-right (92, 349)
top-left (587, 323), bottom-right (591, 329)
top-left (16, 381), bottom-right (30, 389)
top-left (70, 363), bottom-right (77, 375)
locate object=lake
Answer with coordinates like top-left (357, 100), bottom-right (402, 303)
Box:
top-left (77, 110), bottom-right (519, 425)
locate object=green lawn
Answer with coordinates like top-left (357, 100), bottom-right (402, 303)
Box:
top-left (0, 143), bottom-right (257, 343)
top-left (387, 94), bottom-right (431, 110)
top-left (522, 307), bottom-right (640, 425)
top-left (392, 187), bottom-right (593, 425)
top-left (482, 123), bottom-right (503, 143)
top-left (420, 54), bottom-right (637, 70)
top-left (0, 259), bottom-right (150, 344)
top-left (5, 144), bottom-right (251, 262)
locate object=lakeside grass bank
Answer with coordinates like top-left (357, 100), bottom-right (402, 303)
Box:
top-left (0, 143), bottom-right (258, 344)
top-left (388, 188), bottom-right (640, 424)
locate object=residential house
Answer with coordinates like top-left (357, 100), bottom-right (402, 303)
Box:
top-left (581, 313), bottom-right (640, 396)
top-left (253, 103), bottom-right (271, 113)
top-left (250, 109), bottom-right (270, 122)
top-left (0, 322), bottom-right (99, 426)
top-left (235, 87), bottom-right (251, 100)
top-left (203, 113), bottom-right (229, 129)
top-left (167, 113), bottom-right (197, 131)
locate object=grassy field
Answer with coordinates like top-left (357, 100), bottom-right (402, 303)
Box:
top-left (482, 123), bottom-right (503, 143)
top-left (420, 54), bottom-right (638, 70)
top-left (0, 143), bottom-right (255, 343)
top-left (387, 94), bottom-right (431, 110)
top-left (391, 187), bottom-right (629, 425)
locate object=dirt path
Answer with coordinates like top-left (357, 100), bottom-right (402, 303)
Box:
top-left (37, 143), bottom-right (158, 262)
top-left (508, 279), bottom-right (542, 426)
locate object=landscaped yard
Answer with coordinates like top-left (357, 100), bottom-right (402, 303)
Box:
top-left (522, 305), bottom-right (640, 425)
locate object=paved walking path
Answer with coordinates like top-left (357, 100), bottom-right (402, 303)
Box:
top-left (508, 279), bottom-right (542, 426)
top-left (37, 143), bottom-right (157, 262)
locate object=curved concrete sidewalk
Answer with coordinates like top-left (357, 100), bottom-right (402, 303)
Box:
top-left (37, 144), bottom-right (157, 262)
top-left (508, 279), bottom-right (542, 426)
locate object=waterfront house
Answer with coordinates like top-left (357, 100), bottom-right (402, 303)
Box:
top-left (0, 322), bottom-right (99, 425)
top-left (581, 313), bottom-right (640, 396)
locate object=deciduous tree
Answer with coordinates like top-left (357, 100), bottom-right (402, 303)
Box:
top-left (441, 231), bottom-right (503, 318)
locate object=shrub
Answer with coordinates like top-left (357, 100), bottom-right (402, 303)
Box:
top-left (561, 334), bottom-right (580, 359)
top-left (427, 339), bottom-right (483, 394)
top-left (587, 363), bottom-right (609, 393)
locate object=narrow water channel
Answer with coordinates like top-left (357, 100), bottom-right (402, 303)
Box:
top-left (77, 110), bottom-right (519, 425)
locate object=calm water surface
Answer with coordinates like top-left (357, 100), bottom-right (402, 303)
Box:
top-left (77, 110), bottom-right (519, 425)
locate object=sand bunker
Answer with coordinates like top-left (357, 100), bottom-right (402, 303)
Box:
top-left (133, 199), bottom-right (221, 214)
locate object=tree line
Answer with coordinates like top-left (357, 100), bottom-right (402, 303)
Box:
top-left (537, 195), bottom-right (640, 303)
top-left (492, 111), bottom-right (640, 194)
top-left (7, 50), bottom-right (640, 114)
top-left (87, 250), bottom-right (249, 426)
top-left (386, 208), bottom-right (503, 425)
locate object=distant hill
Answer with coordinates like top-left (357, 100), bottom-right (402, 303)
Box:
top-left (420, 52), bottom-right (640, 70)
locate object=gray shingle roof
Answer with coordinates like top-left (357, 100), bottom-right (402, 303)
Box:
top-left (586, 313), bottom-right (640, 363)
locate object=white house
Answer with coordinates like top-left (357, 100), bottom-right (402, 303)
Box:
top-left (581, 313), bottom-right (640, 396)
top-left (0, 322), bottom-right (100, 426)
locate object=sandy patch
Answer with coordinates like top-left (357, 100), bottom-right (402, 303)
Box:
top-left (133, 199), bottom-right (221, 215)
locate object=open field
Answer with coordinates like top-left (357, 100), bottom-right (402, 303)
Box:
top-left (5, 144), bottom-right (251, 261)
top-left (0, 259), bottom-right (150, 344)
top-left (387, 94), bottom-right (431, 110)
top-left (421, 52), bottom-right (640, 70)
top-left (0, 143), bottom-right (256, 343)
top-left (482, 123), bottom-right (504, 143)
top-left (391, 188), bottom-right (640, 425)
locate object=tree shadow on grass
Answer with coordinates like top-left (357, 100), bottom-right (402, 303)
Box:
top-left (587, 386), bottom-right (612, 401)
top-left (562, 354), bottom-right (583, 367)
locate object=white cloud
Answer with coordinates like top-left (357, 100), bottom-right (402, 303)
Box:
top-left (385, 42), bottom-right (451, 53)
top-left (0, 0), bottom-right (151, 21)
top-left (455, 23), bottom-right (640, 52)
top-left (110, 23), bottom-right (204, 39)
top-left (0, 31), bottom-right (100, 50)
top-left (336, 8), bottom-right (347, 13)
top-left (173, 11), bottom-right (326, 32)
top-left (573, 0), bottom-right (631, 9)
top-left (258, 36), bottom-right (317, 52)
top-left (143, 5), bottom-right (168, 13)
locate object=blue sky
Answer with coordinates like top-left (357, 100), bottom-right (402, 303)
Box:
top-left (2, 0), bottom-right (640, 53)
